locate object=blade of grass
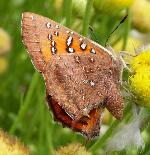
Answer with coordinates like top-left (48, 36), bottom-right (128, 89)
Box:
top-left (122, 9), bottom-right (132, 50)
top-left (38, 93), bottom-right (45, 154)
top-left (63, 0), bottom-right (72, 27)
top-left (82, 0), bottom-right (94, 36)
top-left (25, 103), bottom-right (40, 142)
top-left (46, 112), bottom-right (54, 155)
top-left (9, 71), bottom-right (39, 134)
top-left (61, 0), bottom-right (68, 18)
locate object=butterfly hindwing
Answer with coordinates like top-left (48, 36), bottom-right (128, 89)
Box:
top-left (46, 94), bottom-right (103, 139)
top-left (44, 54), bottom-right (124, 120)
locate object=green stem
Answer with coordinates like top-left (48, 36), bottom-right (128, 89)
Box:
top-left (62, 0), bottom-right (68, 18)
top-left (65, 0), bottom-right (72, 27)
top-left (38, 94), bottom-right (45, 154)
top-left (122, 9), bottom-right (132, 50)
top-left (25, 105), bottom-right (39, 142)
top-left (46, 112), bottom-right (54, 155)
top-left (9, 71), bottom-right (39, 134)
top-left (82, 0), bottom-right (94, 36)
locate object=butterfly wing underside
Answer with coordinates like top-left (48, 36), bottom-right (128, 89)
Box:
top-left (22, 12), bottom-right (124, 139)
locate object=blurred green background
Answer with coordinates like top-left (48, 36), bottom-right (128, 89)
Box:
top-left (0, 0), bottom-right (150, 155)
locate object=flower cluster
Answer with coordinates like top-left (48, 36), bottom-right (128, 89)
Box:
top-left (130, 50), bottom-right (150, 108)
top-left (0, 129), bottom-right (30, 155)
top-left (55, 143), bottom-right (92, 155)
top-left (132, 0), bottom-right (150, 32)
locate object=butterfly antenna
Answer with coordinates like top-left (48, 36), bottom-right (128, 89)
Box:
top-left (105, 14), bottom-right (128, 46)
top-left (89, 26), bottom-right (99, 43)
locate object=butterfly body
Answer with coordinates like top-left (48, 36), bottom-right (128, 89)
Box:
top-left (22, 12), bottom-right (124, 139)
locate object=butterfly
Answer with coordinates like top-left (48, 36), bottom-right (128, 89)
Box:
top-left (22, 12), bottom-right (124, 139)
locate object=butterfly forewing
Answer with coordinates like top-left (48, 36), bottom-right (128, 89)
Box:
top-left (22, 12), bottom-right (112, 70)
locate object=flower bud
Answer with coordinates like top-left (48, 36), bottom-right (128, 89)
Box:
top-left (0, 28), bottom-right (11, 55)
top-left (94, 0), bottom-right (134, 15)
top-left (55, 143), bottom-right (92, 155)
top-left (132, 0), bottom-right (150, 33)
top-left (0, 129), bottom-right (30, 155)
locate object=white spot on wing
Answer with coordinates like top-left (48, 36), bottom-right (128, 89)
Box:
top-left (30, 15), bottom-right (34, 20)
top-left (46, 22), bottom-right (51, 28)
top-left (79, 38), bottom-right (83, 41)
top-left (68, 47), bottom-right (75, 53)
top-left (55, 25), bottom-right (59, 29)
top-left (67, 36), bottom-right (73, 46)
top-left (52, 41), bottom-right (55, 46)
top-left (90, 81), bottom-right (95, 87)
top-left (80, 43), bottom-right (87, 50)
top-left (48, 34), bottom-right (52, 40)
top-left (90, 48), bottom-right (96, 54)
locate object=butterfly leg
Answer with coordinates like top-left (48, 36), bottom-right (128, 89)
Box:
top-left (119, 52), bottom-right (132, 72)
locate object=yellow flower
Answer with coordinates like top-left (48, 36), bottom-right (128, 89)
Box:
top-left (130, 51), bottom-right (150, 108)
top-left (130, 51), bottom-right (150, 71)
top-left (102, 109), bottom-right (113, 125)
top-left (55, 143), bottom-right (92, 155)
top-left (0, 28), bottom-right (11, 55)
top-left (132, 0), bottom-right (150, 33)
top-left (54, 0), bottom-right (63, 13)
top-left (94, 0), bottom-right (134, 15)
top-left (0, 129), bottom-right (30, 155)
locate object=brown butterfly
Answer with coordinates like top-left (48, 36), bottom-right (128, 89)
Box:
top-left (22, 12), bottom-right (124, 139)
